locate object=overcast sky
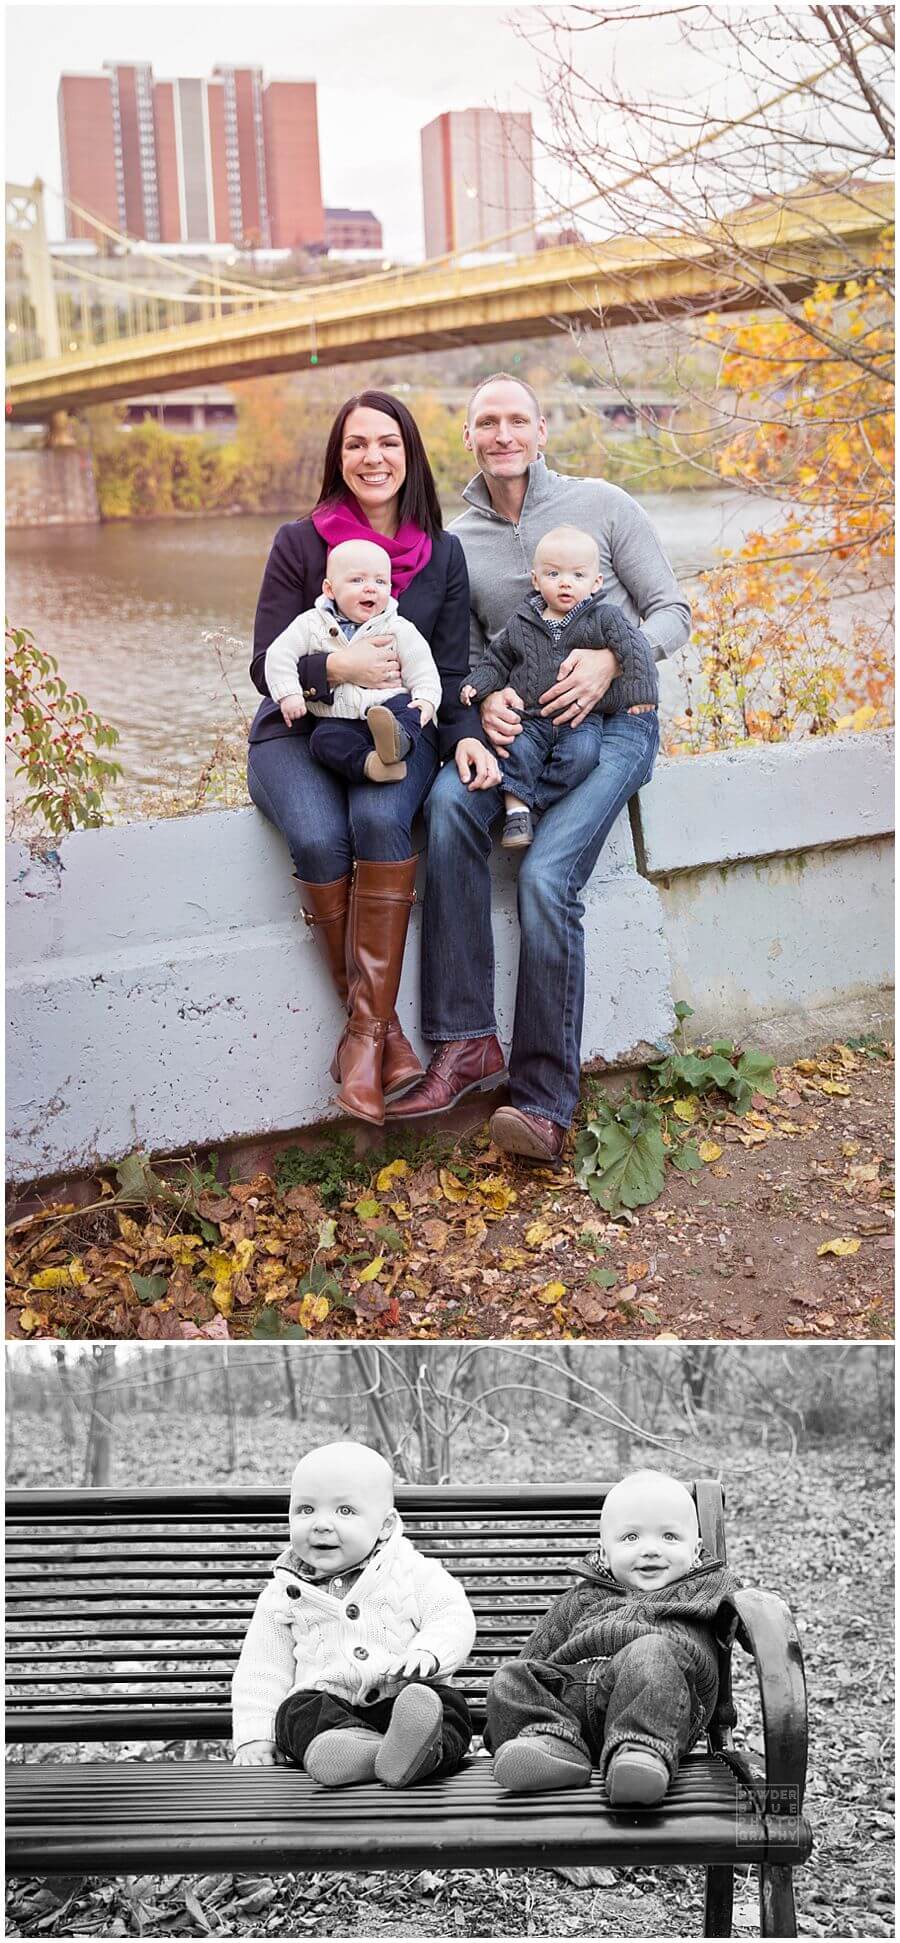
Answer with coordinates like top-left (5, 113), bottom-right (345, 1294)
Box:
top-left (6, 1), bottom-right (706, 257)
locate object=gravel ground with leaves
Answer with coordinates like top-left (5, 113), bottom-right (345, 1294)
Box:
top-left (7, 1445), bottom-right (893, 1939)
top-left (6, 1043), bottom-right (893, 1344)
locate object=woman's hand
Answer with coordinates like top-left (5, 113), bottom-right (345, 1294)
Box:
top-left (540, 648), bottom-right (619, 727)
top-left (326, 633), bottom-right (402, 690)
top-left (480, 687), bottom-right (525, 752)
top-left (455, 737), bottom-right (502, 791)
top-left (233, 1740), bottom-right (276, 1766)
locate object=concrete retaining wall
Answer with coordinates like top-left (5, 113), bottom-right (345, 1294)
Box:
top-left (6, 448), bottom-right (100, 527)
top-left (6, 731), bottom-right (893, 1185)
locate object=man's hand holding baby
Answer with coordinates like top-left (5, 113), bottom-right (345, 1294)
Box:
top-left (279, 693), bottom-right (307, 726)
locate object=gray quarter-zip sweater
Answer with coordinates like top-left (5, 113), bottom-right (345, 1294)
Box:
top-left (450, 460), bottom-right (691, 664)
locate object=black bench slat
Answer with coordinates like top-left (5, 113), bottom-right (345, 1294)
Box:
top-left (8, 1753), bottom-right (811, 1879)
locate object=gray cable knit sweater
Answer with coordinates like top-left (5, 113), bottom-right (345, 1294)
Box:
top-left (450, 460), bottom-right (691, 666)
top-left (463, 590), bottom-right (659, 714)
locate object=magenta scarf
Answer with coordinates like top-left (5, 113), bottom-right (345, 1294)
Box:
top-left (311, 496), bottom-right (432, 595)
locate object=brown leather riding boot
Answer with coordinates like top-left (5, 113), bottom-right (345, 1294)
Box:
top-left (336, 858), bottom-right (418, 1125)
top-left (296, 876), bottom-right (423, 1097)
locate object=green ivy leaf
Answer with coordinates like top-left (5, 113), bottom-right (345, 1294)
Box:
top-left (576, 1102), bottom-right (666, 1214)
top-left (251, 1309), bottom-right (307, 1340)
top-left (129, 1272), bottom-right (169, 1304)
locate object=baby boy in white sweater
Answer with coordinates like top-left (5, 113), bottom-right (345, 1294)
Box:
top-left (263, 539), bottom-right (443, 784)
top-left (231, 1441), bottom-right (476, 1788)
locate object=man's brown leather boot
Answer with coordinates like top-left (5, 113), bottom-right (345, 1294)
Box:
top-left (297, 874), bottom-right (423, 1097)
top-left (335, 858), bottom-right (419, 1125)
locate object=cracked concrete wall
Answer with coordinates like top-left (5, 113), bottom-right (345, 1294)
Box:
top-left (7, 803), bottom-right (673, 1184)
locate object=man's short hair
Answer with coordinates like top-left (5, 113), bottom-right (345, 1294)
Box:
top-left (466, 372), bottom-right (543, 421)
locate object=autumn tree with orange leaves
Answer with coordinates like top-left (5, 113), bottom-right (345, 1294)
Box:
top-left (519, 4), bottom-right (894, 751)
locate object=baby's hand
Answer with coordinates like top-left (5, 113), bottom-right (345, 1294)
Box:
top-left (413, 700), bottom-right (435, 726)
top-left (279, 693), bottom-right (307, 726)
top-left (395, 1648), bottom-right (439, 1680)
top-left (233, 1739), bottom-right (276, 1766)
top-left (460, 684), bottom-right (477, 705)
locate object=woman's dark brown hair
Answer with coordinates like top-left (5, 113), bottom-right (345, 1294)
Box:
top-left (313, 390), bottom-right (444, 539)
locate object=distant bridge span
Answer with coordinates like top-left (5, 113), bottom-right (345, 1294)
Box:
top-left (7, 185), bottom-right (892, 422)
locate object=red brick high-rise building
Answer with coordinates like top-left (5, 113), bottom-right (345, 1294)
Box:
top-left (421, 108), bottom-right (534, 258)
top-left (58, 63), bottom-right (323, 249)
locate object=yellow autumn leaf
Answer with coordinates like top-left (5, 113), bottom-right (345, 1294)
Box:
top-left (210, 1285), bottom-right (234, 1318)
top-left (115, 1213), bottom-right (143, 1244)
top-left (355, 1199), bottom-right (380, 1220)
top-left (439, 1169), bottom-right (469, 1204)
top-left (358, 1255), bottom-right (386, 1283)
top-left (818, 1081), bottom-right (850, 1097)
top-left (698, 1141), bottom-right (722, 1163)
top-left (30, 1259), bottom-right (87, 1291)
top-left (233, 1239), bottom-right (254, 1272)
top-left (465, 1215), bottom-right (487, 1240)
top-left (19, 1307), bottom-right (47, 1333)
top-left (389, 1201), bottom-right (412, 1222)
top-left (536, 1280), bottom-right (567, 1305)
top-left (500, 1249), bottom-right (530, 1271)
top-left (209, 1250), bottom-right (237, 1285)
top-left (673, 1097), bottom-right (698, 1123)
top-left (298, 1293), bottom-right (330, 1328)
top-left (817, 1236), bottom-right (862, 1257)
top-left (376, 1159), bottom-right (409, 1193)
top-left (477, 1175), bottom-right (517, 1214)
top-left (525, 1220), bottom-right (553, 1248)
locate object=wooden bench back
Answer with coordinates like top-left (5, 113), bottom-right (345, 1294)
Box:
top-left (6, 1482), bottom-right (729, 1743)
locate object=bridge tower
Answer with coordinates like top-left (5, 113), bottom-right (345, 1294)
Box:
top-left (6, 179), bottom-right (61, 360)
top-left (5, 180), bottom-right (74, 445)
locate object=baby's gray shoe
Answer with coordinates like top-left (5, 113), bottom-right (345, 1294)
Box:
top-left (606, 1744), bottom-right (669, 1806)
top-left (374, 1684), bottom-right (444, 1788)
top-left (363, 751), bottom-right (407, 783)
top-left (493, 1735), bottom-right (591, 1793)
top-left (303, 1726), bottom-right (383, 1787)
top-left (501, 809), bottom-right (533, 849)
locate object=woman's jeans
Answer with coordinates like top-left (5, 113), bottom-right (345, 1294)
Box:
top-left (485, 1636), bottom-right (712, 1781)
top-left (421, 709), bottom-right (660, 1127)
top-left (274, 1680), bottom-right (472, 1779)
top-left (498, 713), bottom-right (605, 813)
top-left (248, 720), bottom-right (439, 878)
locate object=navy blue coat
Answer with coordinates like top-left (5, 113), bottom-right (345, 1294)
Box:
top-left (249, 518), bottom-right (484, 759)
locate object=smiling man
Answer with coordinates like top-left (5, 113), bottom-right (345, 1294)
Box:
top-left (387, 373), bottom-right (690, 1162)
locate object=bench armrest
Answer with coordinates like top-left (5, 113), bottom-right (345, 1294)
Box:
top-left (732, 1586), bottom-right (808, 1807)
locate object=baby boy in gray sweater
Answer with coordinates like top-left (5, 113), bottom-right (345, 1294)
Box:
top-left (461, 526), bottom-right (658, 847)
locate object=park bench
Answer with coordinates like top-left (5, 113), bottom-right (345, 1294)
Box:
top-left (6, 1482), bottom-right (811, 1936)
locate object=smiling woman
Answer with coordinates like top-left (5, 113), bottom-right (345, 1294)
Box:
top-left (245, 389), bottom-right (482, 1127)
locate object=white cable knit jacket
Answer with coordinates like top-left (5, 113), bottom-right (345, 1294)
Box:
top-left (263, 594), bottom-right (443, 720)
top-left (231, 1516), bottom-right (477, 1749)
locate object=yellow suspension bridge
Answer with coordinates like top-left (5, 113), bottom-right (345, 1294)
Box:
top-left (5, 180), bottom-right (893, 426)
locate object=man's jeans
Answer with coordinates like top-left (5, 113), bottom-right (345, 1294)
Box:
top-left (308, 696), bottom-right (424, 788)
top-left (274, 1679), bottom-right (472, 1779)
top-left (422, 708), bottom-right (659, 1126)
top-left (248, 717), bottom-right (439, 878)
top-left (485, 1636), bottom-right (714, 1782)
top-left (499, 713), bottom-right (605, 813)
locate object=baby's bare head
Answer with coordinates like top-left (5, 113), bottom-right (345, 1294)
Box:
top-left (532, 526), bottom-right (602, 615)
top-left (324, 539), bottom-right (392, 624)
top-left (289, 1442), bottom-right (395, 1573)
top-left (599, 1471), bottom-right (700, 1591)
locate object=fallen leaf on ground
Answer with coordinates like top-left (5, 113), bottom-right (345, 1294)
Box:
top-left (358, 1255), bottom-right (386, 1283)
top-left (817, 1236), bottom-right (862, 1257)
top-left (536, 1281), bottom-right (567, 1305)
top-left (376, 1159), bottom-right (409, 1192)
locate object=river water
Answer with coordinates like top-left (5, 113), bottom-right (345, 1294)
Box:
top-left (3, 490), bottom-right (824, 811)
